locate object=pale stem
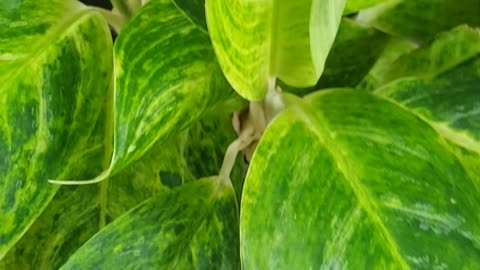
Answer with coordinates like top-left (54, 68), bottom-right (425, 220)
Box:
top-left (109, 0), bottom-right (132, 17)
top-left (218, 125), bottom-right (256, 181)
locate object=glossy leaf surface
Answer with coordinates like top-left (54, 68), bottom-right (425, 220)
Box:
top-left (105, 0), bottom-right (236, 177)
top-left (357, 0), bottom-right (480, 42)
top-left (242, 89), bottom-right (480, 268)
top-left (0, 0), bottom-right (112, 257)
top-left (205, 0), bottom-right (346, 100)
top-left (62, 178), bottom-right (239, 269)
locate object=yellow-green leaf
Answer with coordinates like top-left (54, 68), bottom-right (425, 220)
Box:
top-left (205, 0), bottom-right (346, 100)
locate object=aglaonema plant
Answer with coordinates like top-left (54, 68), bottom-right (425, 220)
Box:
top-left (1, 0), bottom-right (480, 268)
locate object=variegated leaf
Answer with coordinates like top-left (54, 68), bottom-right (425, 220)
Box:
top-left (205, 0), bottom-right (346, 100)
top-left (102, 0), bottom-right (237, 178)
top-left (61, 177), bottom-right (239, 269)
top-left (0, 0), bottom-right (112, 257)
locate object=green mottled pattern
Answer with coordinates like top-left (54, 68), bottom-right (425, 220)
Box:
top-left (0, 0), bottom-right (112, 258)
top-left (374, 26), bottom-right (480, 149)
top-left (377, 58), bottom-right (480, 148)
top-left (357, 0), bottom-right (480, 43)
top-left (0, 104), bottom-right (244, 269)
top-left (110, 0), bottom-right (235, 175)
top-left (242, 90), bottom-right (480, 269)
top-left (205, 0), bottom-right (272, 100)
top-left (344, 0), bottom-right (388, 14)
top-left (205, 0), bottom-right (345, 99)
top-left (0, 0), bottom-right (78, 59)
top-left (186, 114), bottom-right (245, 201)
top-left (62, 178), bottom-right (239, 270)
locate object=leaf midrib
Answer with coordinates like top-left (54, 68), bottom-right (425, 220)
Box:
top-left (291, 100), bottom-right (411, 269)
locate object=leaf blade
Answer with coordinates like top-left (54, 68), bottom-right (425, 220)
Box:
top-left (0, 0), bottom-right (112, 257)
top-left (107, 0), bottom-right (237, 176)
top-left (205, 0), bottom-right (346, 99)
top-left (241, 89), bottom-right (480, 268)
top-left (61, 178), bottom-right (239, 269)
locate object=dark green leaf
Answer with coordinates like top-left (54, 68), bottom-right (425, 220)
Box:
top-left (357, 38), bottom-right (416, 91)
top-left (62, 178), bottom-right (239, 270)
top-left (0, 0), bottom-right (112, 257)
top-left (357, 0), bottom-right (480, 43)
top-left (173, 0), bottom-right (207, 31)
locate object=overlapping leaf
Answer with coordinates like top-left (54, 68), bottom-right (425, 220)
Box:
top-left (280, 19), bottom-right (389, 94)
top-left (205, 0), bottom-right (346, 100)
top-left (101, 0), bottom-right (238, 178)
top-left (173, 0), bottom-right (207, 31)
top-left (241, 27), bottom-right (480, 268)
top-left (0, 0), bottom-right (112, 257)
top-left (357, 38), bottom-right (416, 90)
top-left (0, 103), bottom-right (243, 269)
top-left (357, 0), bottom-right (480, 42)
top-left (242, 90), bottom-right (480, 269)
top-left (61, 177), bottom-right (239, 269)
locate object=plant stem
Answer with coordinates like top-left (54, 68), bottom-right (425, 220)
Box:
top-left (218, 125), bottom-right (255, 181)
top-left (89, 7), bottom-right (126, 33)
top-left (109, 0), bottom-right (132, 17)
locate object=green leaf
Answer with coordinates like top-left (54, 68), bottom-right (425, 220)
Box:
top-left (0, 0), bottom-right (112, 257)
top-left (357, 0), bottom-right (480, 43)
top-left (100, 0), bottom-right (237, 178)
top-left (0, 104), bottom-right (243, 269)
top-left (357, 38), bottom-right (416, 91)
top-left (358, 26), bottom-right (480, 91)
top-left (241, 89), bottom-right (480, 268)
top-left (279, 19), bottom-right (389, 94)
top-left (315, 19), bottom-right (389, 89)
top-left (173, 0), bottom-right (207, 31)
top-left (379, 25), bottom-right (480, 84)
top-left (375, 54), bottom-right (480, 182)
top-left (61, 178), bottom-right (239, 269)
top-left (344, 0), bottom-right (388, 15)
top-left (205, 0), bottom-right (346, 100)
